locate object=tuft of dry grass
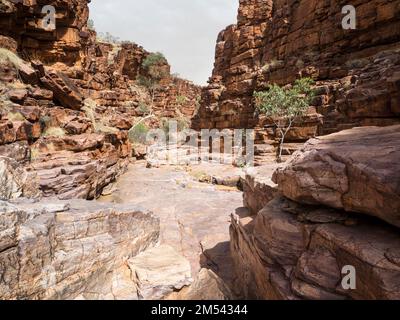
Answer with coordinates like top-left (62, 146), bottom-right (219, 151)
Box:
top-left (43, 127), bottom-right (66, 137)
top-left (0, 48), bottom-right (24, 70)
top-left (7, 112), bottom-right (25, 121)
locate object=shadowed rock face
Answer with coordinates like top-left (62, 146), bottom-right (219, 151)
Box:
top-left (0, 199), bottom-right (160, 300)
top-left (193, 0), bottom-right (400, 143)
top-left (231, 196), bottom-right (400, 300)
top-left (232, 125), bottom-right (400, 300)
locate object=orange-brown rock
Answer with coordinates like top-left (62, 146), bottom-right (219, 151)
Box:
top-left (193, 0), bottom-right (400, 146)
top-left (231, 196), bottom-right (400, 300)
top-left (232, 125), bottom-right (400, 300)
top-left (273, 125), bottom-right (400, 228)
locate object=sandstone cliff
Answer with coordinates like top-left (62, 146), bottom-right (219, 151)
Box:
top-left (0, 0), bottom-right (201, 199)
top-left (193, 0), bottom-right (400, 148)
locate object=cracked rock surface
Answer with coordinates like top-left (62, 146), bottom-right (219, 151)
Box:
top-left (0, 198), bottom-right (159, 300)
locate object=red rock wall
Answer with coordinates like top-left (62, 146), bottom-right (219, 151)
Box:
top-left (193, 0), bottom-right (400, 142)
top-left (0, 0), bottom-right (201, 199)
top-left (0, 0), bottom-right (90, 65)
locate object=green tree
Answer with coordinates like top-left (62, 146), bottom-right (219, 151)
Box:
top-left (254, 78), bottom-right (315, 162)
top-left (137, 52), bottom-right (168, 106)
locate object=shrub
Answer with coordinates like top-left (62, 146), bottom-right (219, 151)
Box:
top-left (7, 112), bottom-right (25, 121)
top-left (137, 102), bottom-right (151, 115)
top-left (254, 77), bottom-right (315, 162)
top-left (39, 115), bottom-right (51, 131)
top-left (138, 52), bottom-right (169, 105)
top-left (82, 98), bottom-right (118, 134)
top-left (87, 19), bottom-right (95, 31)
top-left (43, 127), bottom-right (66, 137)
top-left (176, 95), bottom-right (187, 105)
top-left (97, 32), bottom-right (120, 44)
top-left (142, 52), bottom-right (167, 70)
top-left (0, 48), bottom-right (24, 70)
top-left (262, 59), bottom-right (284, 72)
top-left (128, 122), bottom-right (149, 144)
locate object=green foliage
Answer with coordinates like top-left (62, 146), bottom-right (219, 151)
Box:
top-left (176, 95), bottom-right (187, 105)
top-left (137, 52), bottom-right (169, 103)
top-left (87, 19), bottom-right (95, 31)
top-left (139, 53), bottom-right (168, 84)
top-left (254, 78), bottom-right (315, 119)
top-left (128, 122), bottom-right (149, 144)
top-left (142, 52), bottom-right (167, 71)
top-left (254, 78), bottom-right (315, 162)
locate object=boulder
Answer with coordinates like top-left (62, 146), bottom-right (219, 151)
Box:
top-left (0, 156), bottom-right (41, 200)
top-left (128, 245), bottom-right (192, 300)
top-left (242, 164), bottom-right (282, 214)
top-left (273, 125), bottom-right (400, 228)
top-left (38, 66), bottom-right (83, 110)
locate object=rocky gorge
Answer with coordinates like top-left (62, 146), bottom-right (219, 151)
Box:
top-left (0, 0), bottom-right (400, 300)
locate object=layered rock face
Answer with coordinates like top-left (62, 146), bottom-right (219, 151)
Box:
top-left (193, 0), bottom-right (400, 146)
top-left (0, 0), bottom-right (90, 65)
top-left (231, 125), bottom-right (400, 300)
top-left (0, 199), bottom-right (160, 300)
top-left (0, 0), bottom-right (200, 199)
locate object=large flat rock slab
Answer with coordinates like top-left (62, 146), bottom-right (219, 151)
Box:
top-left (273, 125), bottom-right (400, 228)
top-left (0, 199), bottom-right (159, 300)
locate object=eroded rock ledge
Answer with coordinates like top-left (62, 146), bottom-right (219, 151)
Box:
top-left (231, 125), bottom-right (400, 300)
top-left (0, 199), bottom-right (160, 300)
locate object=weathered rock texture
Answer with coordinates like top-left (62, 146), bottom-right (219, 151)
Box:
top-left (193, 0), bottom-right (400, 148)
top-left (231, 196), bottom-right (400, 300)
top-left (0, 199), bottom-right (160, 300)
top-left (0, 0), bottom-right (201, 199)
top-left (273, 125), bottom-right (400, 228)
top-left (232, 125), bottom-right (400, 300)
top-left (241, 164), bottom-right (281, 214)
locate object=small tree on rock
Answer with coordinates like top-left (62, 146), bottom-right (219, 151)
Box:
top-left (254, 78), bottom-right (315, 162)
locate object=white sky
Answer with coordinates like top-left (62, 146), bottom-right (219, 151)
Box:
top-left (89, 0), bottom-right (238, 85)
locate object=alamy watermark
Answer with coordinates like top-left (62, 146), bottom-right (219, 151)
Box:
top-left (142, 120), bottom-right (255, 167)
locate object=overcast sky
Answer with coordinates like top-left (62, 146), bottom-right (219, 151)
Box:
top-left (89, 1), bottom-right (238, 85)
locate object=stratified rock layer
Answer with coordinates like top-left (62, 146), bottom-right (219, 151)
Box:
top-left (232, 126), bottom-right (400, 300)
top-left (0, 0), bottom-right (201, 199)
top-left (0, 199), bottom-right (159, 300)
top-left (231, 196), bottom-right (400, 300)
top-left (273, 125), bottom-right (400, 228)
top-left (193, 0), bottom-right (400, 147)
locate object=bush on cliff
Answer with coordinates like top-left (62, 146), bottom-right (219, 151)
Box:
top-left (128, 122), bottom-right (149, 145)
top-left (0, 48), bottom-right (23, 71)
top-left (254, 77), bottom-right (315, 162)
top-left (137, 52), bottom-right (169, 106)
